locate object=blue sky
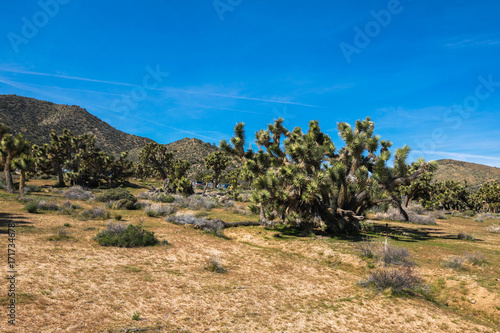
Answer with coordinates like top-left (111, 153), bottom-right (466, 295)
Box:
top-left (1, 0), bottom-right (500, 166)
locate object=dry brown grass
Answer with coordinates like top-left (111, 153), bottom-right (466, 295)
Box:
top-left (0, 181), bottom-right (499, 332)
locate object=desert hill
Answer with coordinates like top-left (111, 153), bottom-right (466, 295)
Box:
top-left (0, 94), bottom-right (154, 155)
top-left (434, 159), bottom-right (500, 190)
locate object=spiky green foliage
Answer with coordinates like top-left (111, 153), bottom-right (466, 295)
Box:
top-left (137, 142), bottom-right (192, 194)
top-left (475, 182), bottom-right (500, 213)
top-left (1, 133), bottom-right (31, 193)
top-left (32, 129), bottom-right (133, 188)
top-left (400, 159), bottom-right (438, 208)
top-left (12, 149), bottom-right (36, 194)
top-left (420, 180), bottom-right (473, 211)
top-left (204, 151), bottom-right (230, 189)
top-left (222, 117), bottom-right (432, 232)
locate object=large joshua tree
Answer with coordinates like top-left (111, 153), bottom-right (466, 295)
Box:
top-left (222, 117), bottom-right (433, 232)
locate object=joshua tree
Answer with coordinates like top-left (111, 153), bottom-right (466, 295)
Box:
top-left (1, 134), bottom-right (30, 193)
top-left (137, 142), bottom-right (192, 193)
top-left (475, 182), bottom-right (500, 213)
top-left (204, 151), bottom-right (230, 190)
top-left (13, 150), bottom-right (36, 194)
top-left (222, 117), bottom-right (432, 232)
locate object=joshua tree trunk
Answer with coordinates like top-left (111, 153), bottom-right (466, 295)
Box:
top-left (259, 204), bottom-right (267, 224)
top-left (394, 200), bottom-right (409, 221)
top-left (404, 195), bottom-right (411, 207)
top-left (56, 170), bottom-right (65, 187)
top-left (4, 157), bottom-right (14, 193)
top-left (19, 170), bottom-right (26, 194)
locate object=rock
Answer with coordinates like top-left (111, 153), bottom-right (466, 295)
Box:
top-left (471, 300), bottom-right (476, 304)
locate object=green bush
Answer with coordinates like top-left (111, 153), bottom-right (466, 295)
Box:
top-left (96, 188), bottom-right (137, 203)
top-left (94, 224), bottom-right (159, 247)
top-left (457, 232), bottom-right (475, 241)
top-left (462, 210), bottom-right (475, 217)
top-left (112, 199), bottom-right (140, 210)
top-left (158, 194), bottom-right (175, 203)
top-left (25, 202), bottom-right (38, 213)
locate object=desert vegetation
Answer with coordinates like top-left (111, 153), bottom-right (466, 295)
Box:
top-left (1, 117), bottom-right (499, 332)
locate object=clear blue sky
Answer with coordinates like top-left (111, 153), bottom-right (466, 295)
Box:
top-left (1, 0), bottom-right (500, 166)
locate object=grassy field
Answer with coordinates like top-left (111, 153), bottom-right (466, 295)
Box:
top-left (1, 180), bottom-right (499, 332)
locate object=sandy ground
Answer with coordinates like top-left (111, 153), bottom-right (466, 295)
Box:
top-left (0, 196), bottom-right (499, 332)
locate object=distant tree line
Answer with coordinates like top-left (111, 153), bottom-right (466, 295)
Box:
top-left (1, 117), bottom-right (498, 225)
top-left (0, 122), bottom-right (135, 192)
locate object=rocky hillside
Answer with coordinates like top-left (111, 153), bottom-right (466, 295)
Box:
top-left (435, 159), bottom-right (500, 190)
top-left (0, 94), bottom-right (154, 155)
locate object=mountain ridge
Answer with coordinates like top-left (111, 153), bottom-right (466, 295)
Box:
top-left (0, 94), bottom-right (154, 155)
top-left (434, 159), bottom-right (500, 190)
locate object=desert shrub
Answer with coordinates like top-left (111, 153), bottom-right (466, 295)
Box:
top-left (167, 214), bottom-right (225, 237)
top-left (58, 200), bottom-right (80, 215)
top-left (24, 185), bottom-right (42, 193)
top-left (204, 253), bottom-right (226, 273)
top-left (145, 204), bottom-right (176, 217)
top-left (376, 207), bottom-right (436, 225)
top-left (111, 199), bottom-right (140, 210)
top-left (230, 207), bottom-right (250, 216)
top-left (457, 232), bottom-right (475, 241)
top-left (222, 200), bottom-right (235, 208)
top-left (175, 195), bottom-right (219, 210)
top-left (465, 251), bottom-right (486, 266)
top-left (25, 202), bottom-right (38, 213)
top-left (63, 186), bottom-right (94, 201)
top-left (48, 228), bottom-right (71, 241)
top-left (357, 240), bottom-right (376, 258)
top-left (481, 213), bottom-right (500, 220)
top-left (104, 222), bottom-right (128, 234)
top-left (94, 223), bottom-right (159, 247)
top-left (81, 207), bottom-right (110, 220)
top-left (431, 210), bottom-right (448, 220)
top-left (379, 243), bottom-right (412, 266)
top-left (357, 241), bottom-right (413, 267)
top-left (461, 210), bottom-right (475, 218)
top-left (137, 191), bottom-right (175, 203)
top-left (23, 198), bottom-right (60, 213)
top-left (96, 188), bottom-right (137, 203)
top-left (36, 200), bottom-right (59, 211)
top-left (194, 211), bottom-right (209, 218)
top-left (485, 224), bottom-right (500, 233)
top-left (359, 265), bottom-right (422, 293)
top-left (158, 194), bottom-right (175, 203)
top-left (407, 203), bottom-right (425, 215)
top-left (443, 256), bottom-right (466, 269)
top-left (17, 196), bottom-right (35, 203)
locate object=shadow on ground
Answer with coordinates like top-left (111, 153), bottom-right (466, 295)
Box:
top-left (369, 221), bottom-right (484, 242)
top-left (0, 212), bottom-right (34, 234)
